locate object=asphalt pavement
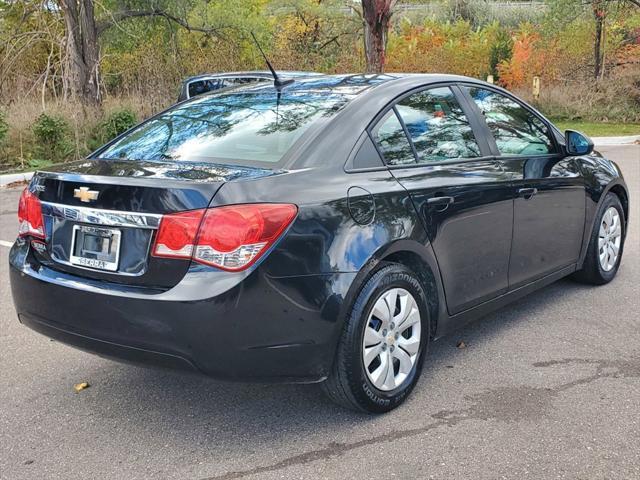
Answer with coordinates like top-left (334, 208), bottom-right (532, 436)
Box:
top-left (1, 145), bottom-right (639, 480)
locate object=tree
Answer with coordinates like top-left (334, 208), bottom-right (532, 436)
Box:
top-left (591, 0), bottom-right (640, 79)
top-left (59, 0), bottom-right (101, 104)
top-left (547, 0), bottom-right (640, 79)
top-left (361, 0), bottom-right (397, 73)
top-left (592, 0), bottom-right (607, 79)
top-left (57, 0), bottom-right (232, 105)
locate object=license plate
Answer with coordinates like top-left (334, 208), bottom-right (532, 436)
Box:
top-left (69, 225), bottom-right (121, 272)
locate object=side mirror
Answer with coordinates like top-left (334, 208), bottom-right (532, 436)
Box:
top-left (565, 130), bottom-right (594, 156)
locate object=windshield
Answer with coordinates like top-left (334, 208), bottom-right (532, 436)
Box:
top-left (97, 89), bottom-right (352, 165)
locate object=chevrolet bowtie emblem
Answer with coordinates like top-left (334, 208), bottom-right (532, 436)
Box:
top-left (74, 186), bottom-right (100, 202)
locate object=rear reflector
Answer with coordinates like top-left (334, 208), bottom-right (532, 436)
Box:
top-left (17, 188), bottom-right (45, 239)
top-left (152, 204), bottom-right (297, 271)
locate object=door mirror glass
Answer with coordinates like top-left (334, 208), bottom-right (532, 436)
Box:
top-left (565, 130), bottom-right (594, 155)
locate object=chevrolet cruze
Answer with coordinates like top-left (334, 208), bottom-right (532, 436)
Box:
top-left (9, 74), bottom-right (629, 412)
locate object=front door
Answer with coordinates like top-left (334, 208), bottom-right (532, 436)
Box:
top-left (370, 85), bottom-right (514, 315)
top-left (461, 86), bottom-right (586, 288)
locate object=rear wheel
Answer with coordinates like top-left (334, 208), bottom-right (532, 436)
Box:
top-left (322, 264), bottom-right (430, 413)
top-left (574, 193), bottom-right (625, 285)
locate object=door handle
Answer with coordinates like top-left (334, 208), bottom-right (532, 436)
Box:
top-left (427, 196), bottom-right (455, 211)
top-left (518, 187), bottom-right (538, 199)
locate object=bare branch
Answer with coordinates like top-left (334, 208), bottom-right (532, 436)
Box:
top-left (96, 8), bottom-right (232, 37)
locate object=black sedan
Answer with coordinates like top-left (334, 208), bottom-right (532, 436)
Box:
top-left (9, 74), bottom-right (629, 413)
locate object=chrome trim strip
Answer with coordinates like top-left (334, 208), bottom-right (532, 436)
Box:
top-left (41, 202), bottom-right (162, 229)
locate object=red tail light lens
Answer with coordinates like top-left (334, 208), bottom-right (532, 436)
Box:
top-left (195, 204), bottom-right (297, 271)
top-left (17, 188), bottom-right (45, 239)
top-left (152, 204), bottom-right (297, 271)
top-left (152, 209), bottom-right (205, 259)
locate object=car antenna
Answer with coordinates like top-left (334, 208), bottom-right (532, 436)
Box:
top-left (250, 32), bottom-right (294, 90)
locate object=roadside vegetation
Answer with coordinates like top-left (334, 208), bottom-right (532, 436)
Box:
top-left (1, 0), bottom-right (639, 172)
top-left (552, 121), bottom-right (640, 136)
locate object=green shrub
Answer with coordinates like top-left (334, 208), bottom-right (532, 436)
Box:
top-left (89, 108), bottom-right (137, 151)
top-left (489, 27), bottom-right (513, 81)
top-left (0, 110), bottom-right (8, 146)
top-left (27, 158), bottom-right (54, 169)
top-left (32, 113), bottom-right (74, 164)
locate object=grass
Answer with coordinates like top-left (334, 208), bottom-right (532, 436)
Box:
top-left (551, 121), bottom-right (640, 137)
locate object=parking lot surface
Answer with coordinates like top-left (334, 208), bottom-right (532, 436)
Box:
top-left (1, 145), bottom-right (638, 480)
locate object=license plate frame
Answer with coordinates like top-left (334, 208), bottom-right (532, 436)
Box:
top-left (69, 224), bottom-right (121, 272)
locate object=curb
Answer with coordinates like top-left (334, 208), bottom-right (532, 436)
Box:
top-left (593, 135), bottom-right (640, 146)
top-left (0, 171), bottom-right (33, 187)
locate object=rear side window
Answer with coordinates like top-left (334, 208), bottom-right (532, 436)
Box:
top-left (371, 110), bottom-right (416, 166)
top-left (395, 87), bottom-right (481, 163)
top-left (222, 78), bottom-right (265, 87)
top-left (188, 79), bottom-right (223, 98)
top-left (98, 91), bottom-right (352, 166)
top-left (465, 87), bottom-right (555, 156)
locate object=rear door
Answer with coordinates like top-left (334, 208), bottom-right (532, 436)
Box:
top-left (370, 85), bottom-right (514, 315)
top-left (461, 86), bottom-right (586, 288)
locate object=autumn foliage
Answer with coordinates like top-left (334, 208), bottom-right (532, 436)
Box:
top-left (1, 0), bottom-right (639, 171)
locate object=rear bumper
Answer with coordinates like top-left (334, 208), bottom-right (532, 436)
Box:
top-left (9, 240), bottom-right (356, 383)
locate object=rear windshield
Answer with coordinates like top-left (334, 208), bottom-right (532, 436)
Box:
top-left (97, 90), bottom-right (352, 165)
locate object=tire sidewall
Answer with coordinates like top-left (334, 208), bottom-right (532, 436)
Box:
top-left (593, 194), bottom-right (625, 282)
top-left (346, 265), bottom-right (430, 413)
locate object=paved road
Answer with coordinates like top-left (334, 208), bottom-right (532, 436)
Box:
top-left (1, 145), bottom-right (638, 480)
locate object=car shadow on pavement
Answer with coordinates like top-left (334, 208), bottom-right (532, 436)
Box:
top-left (67, 277), bottom-right (596, 448)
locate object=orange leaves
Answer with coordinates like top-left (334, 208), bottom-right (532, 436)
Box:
top-left (386, 20), bottom-right (494, 78)
top-left (496, 31), bottom-right (537, 88)
top-left (495, 30), bottom-right (557, 89)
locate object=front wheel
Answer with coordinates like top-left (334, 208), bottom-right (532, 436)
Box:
top-left (573, 192), bottom-right (626, 285)
top-left (321, 264), bottom-right (430, 413)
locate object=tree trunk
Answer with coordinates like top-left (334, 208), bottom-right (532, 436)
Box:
top-left (592, 1), bottom-right (606, 80)
top-left (362, 0), bottom-right (396, 74)
top-left (60, 0), bottom-right (101, 105)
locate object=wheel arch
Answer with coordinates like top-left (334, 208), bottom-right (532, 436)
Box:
top-left (578, 178), bottom-right (629, 268)
top-left (608, 183), bottom-right (629, 231)
top-left (336, 239), bottom-right (446, 342)
top-left (382, 250), bottom-right (440, 340)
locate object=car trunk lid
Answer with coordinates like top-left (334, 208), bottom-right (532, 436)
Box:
top-left (30, 159), bottom-right (276, 288)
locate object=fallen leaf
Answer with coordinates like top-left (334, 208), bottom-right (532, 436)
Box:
top-left (5, 180), bottom-right (29, 189)
top-left (74, 382), bottom-right (90, 393)
top-left (456, 341), bottom-right (467, 349)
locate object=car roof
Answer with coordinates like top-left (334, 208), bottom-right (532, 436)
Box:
top-left (186, 72), bottom-right (491, 100)
top-left (183, 71), bottom-right (323, 83)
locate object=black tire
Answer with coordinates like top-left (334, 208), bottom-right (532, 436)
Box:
top-left (321, 263), bottom-right (430, 413)
top-left (573, 192), bottom-right (626, 285)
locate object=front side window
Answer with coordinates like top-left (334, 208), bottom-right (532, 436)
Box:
top-left (465, 87), bottom-right (555, 156)
top-left (395, 87), bottom-right (481, 163)
top-left (371, 110), bottom-right (415, 166)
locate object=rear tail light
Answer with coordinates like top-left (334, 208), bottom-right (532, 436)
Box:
top-left (17, 188), bottom-right (45, 239)
top-left (153, 209), bottom-right (204, 259)
top-left (152, 203), bottom-right (297, 271)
